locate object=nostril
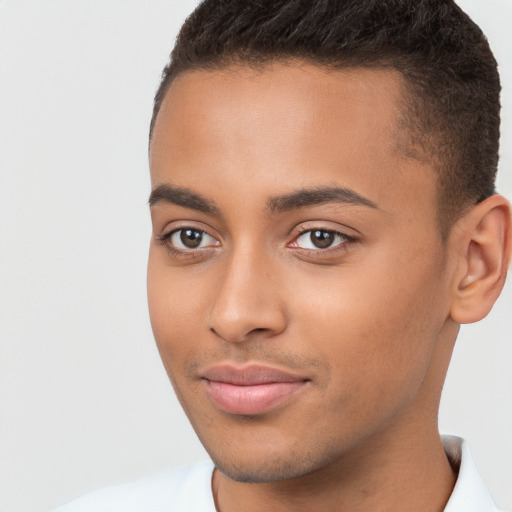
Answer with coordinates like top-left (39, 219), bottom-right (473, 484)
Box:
top-left (209, 325), bottom-right (272, 344)
top-left (248, 327), bottom-right (268, 336)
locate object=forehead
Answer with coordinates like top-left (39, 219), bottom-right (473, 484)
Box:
top-left (149, 63), bottom-right (436, 220)
top-left (151, 63), bottom-right (406, 158)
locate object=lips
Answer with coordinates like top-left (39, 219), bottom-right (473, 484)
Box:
top-left (201, 364), bottom-right (309, 415)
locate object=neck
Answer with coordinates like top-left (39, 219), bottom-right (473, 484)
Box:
top-left (213, 426), bottom-right (456, 512)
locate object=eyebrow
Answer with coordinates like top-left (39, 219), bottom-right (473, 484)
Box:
top-left (148, 184), bottom-right (220, 215)
top-left (148, 184), bottom-right (377, 215)
top-left (267, 186), bottom-right (377, 212)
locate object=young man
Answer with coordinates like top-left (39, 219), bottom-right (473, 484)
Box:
top-left (55, 0), bottom-right (511, 510)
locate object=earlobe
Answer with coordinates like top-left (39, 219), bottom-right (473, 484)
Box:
top-left (450, 194), bottom-right (512, 324)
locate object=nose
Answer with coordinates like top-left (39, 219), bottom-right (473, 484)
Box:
top-left (208, 245), bottom-right (287, 343)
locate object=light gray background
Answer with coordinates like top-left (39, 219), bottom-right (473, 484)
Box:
top-left (0, 1), bottom-right (511, 511)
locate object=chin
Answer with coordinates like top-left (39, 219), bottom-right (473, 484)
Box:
top-left (206, 441), bottom-right (338, 484)
top-left (213, 457), bottom-right (312, 484)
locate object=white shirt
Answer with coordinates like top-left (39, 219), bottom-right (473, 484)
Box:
top-left (54, 436), bottom-right (502, 512)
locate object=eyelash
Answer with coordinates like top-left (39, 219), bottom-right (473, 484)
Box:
top-left (156, 226), bottom-right (357, 258)
top-left (156, 228), bottom-right (219, 258)
top-left (290, 226), bottom-right (356, 255)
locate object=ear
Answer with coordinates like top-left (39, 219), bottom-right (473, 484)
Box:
top-left (450, 194), bottom-right (512, 324)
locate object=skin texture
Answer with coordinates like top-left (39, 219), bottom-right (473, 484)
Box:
top-left (148, 63), bottom-right (511, 512)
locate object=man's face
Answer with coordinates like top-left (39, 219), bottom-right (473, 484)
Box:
top-left (148, 64), bottom-right (456, 482)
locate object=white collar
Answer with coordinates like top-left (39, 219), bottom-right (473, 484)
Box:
top-left (442, 435), bottom-right (500, 512)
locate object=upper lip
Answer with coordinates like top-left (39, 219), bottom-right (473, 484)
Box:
top-left (201, 364), bottom-right (308, 386)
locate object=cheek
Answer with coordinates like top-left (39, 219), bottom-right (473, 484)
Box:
top-left (147, 248), bottom-right (206, 370)
top-left (290, 248), bottom-right (447, 410)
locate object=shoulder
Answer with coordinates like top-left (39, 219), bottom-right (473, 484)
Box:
top-left (53, 460), bottom-right (216, 512)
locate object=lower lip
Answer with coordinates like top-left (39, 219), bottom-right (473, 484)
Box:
top-left (205, 380), bottom-right (307, 415)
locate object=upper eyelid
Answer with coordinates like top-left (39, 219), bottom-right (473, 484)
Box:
top-left (296, 228), bottom-right (346, 238)
top-left (290, 229), bottom-right (352, 245)
top-left (292, 224), bottom-right (355, 240)
top-left (158, 222), bottom-right (220, 240)
top-left (171, 227), bottom-right (211, 237)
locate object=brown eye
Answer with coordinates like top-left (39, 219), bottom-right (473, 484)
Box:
top-left (310, 230), bottom-right (335, 248)
top-left (289, 228), bottom-right (351, 251)
top-left (167, 228), bottom-right (220, 251)
top-left (180, 229), bottom-right (203, 248)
